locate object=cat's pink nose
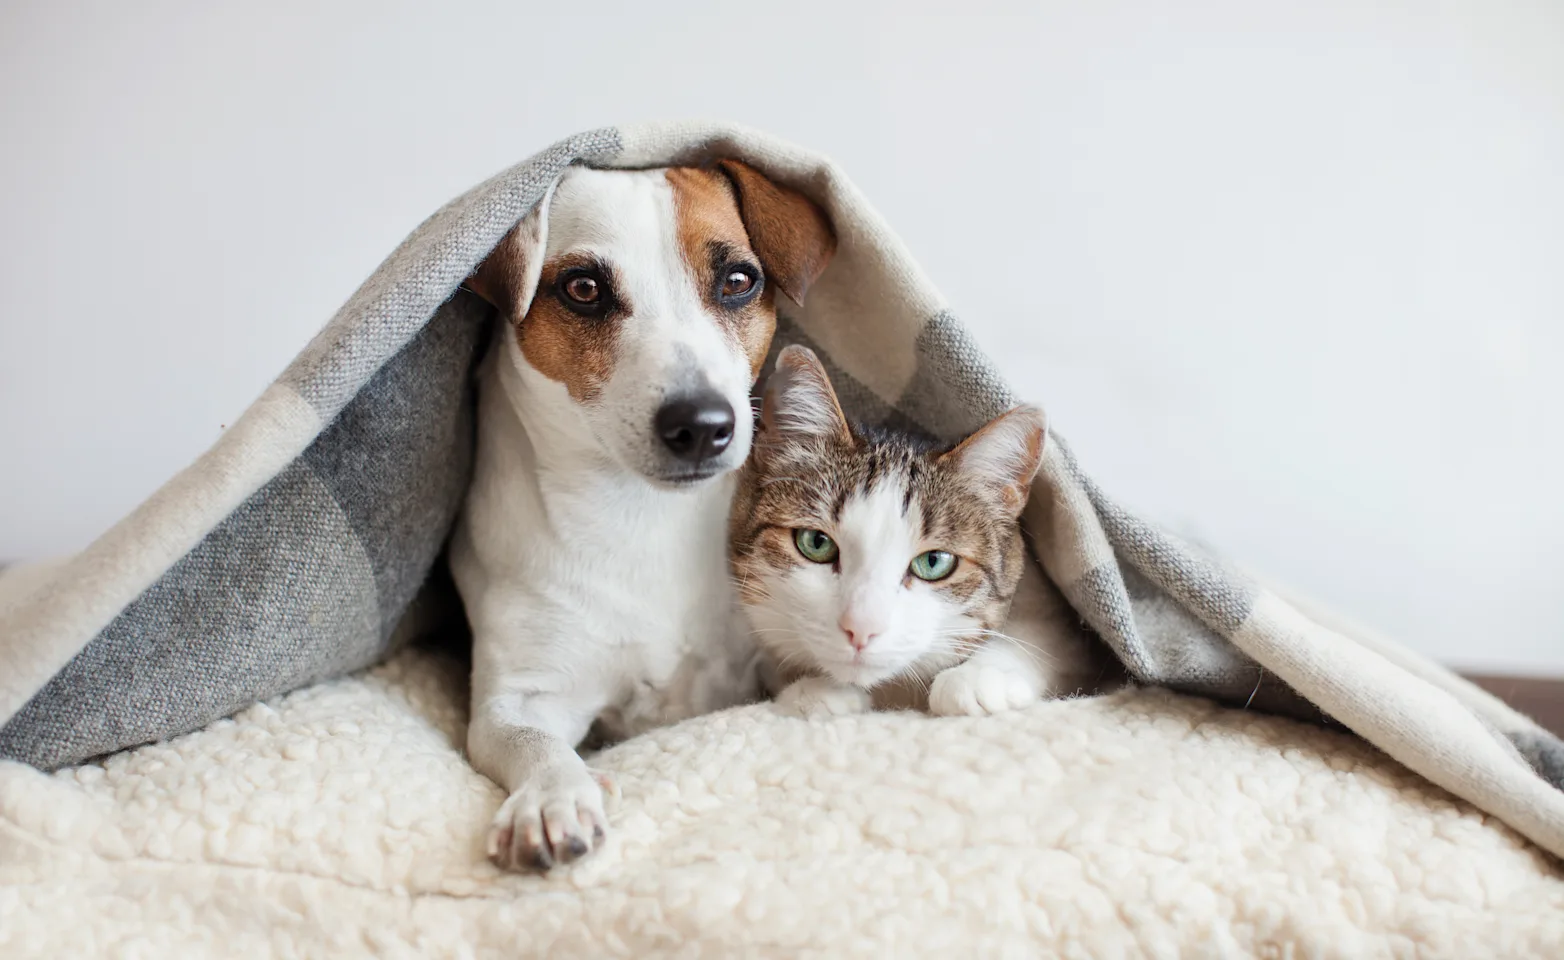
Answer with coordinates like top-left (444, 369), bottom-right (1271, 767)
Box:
top-left (843, 628), bottom-right (876, 651)
top-left (839, 614), bottom-right (882, 652)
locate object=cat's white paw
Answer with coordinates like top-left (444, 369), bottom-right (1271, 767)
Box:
top-left (487, 761), bottom-right (613, 872)
top-left (928, 661), bottom-right (1040, 717)
top-left (777, 676), bottom-right (872, 720)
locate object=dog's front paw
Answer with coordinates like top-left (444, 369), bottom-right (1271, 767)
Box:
top-left (777, 676), bottom-right (871, 720)
top-left (928, 661), bottom-right (1039, 717)
top-left (487, 763), bottom-right (611, 872)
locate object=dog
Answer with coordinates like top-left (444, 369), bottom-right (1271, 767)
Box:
top-left (451, 160), bottom-right (835, 871)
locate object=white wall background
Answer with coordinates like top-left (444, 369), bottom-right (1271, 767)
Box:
top-left (2, 1), bottom-right (1560, 673)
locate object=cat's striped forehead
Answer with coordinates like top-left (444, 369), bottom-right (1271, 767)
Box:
top-left (730, 344), bottom-right (1044, 689)
top-left (741, 429), bottom-right (1015, 575)
top-left (729, 416), bottom-right (1037, 685)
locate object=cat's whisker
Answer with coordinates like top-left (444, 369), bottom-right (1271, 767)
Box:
top-left (730, 386), bottom-right (1084, 708)
top-left (769, 649), bottom-right (818, 679)
top-left (728, 571), bottom-right (772, 604)
top-left (731, 581), bottom-right (769, 601)
top-left (927, 630), bottom-right (990, 651)
top-left (971, 629), bottom-right (1058, 665)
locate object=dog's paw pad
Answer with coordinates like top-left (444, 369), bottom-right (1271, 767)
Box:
top-left (488, 769), bottom-right (608, 873)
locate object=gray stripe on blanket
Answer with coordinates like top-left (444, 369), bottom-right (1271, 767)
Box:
top-left (1059, 558), bottom-right (1326, 721)
top-left (765, 314), bottom-right (935, 442)
top-left (1061, 562), bottom-right (1147, 676)
top-left (301, 292), bottom-right (484, 627)
top-left (0, 300), bottom-right (484, 769)
top-left (1107, 512), bottom-right (1256, 634)
top-left (1053, 436), bottom-right (1258, 633)
top-left (898, 310), bottom-right (1016, 442)
top-left (283, 128), bottom-right (621, 419)
top-left (770, 309), bottom-right (1015, 446)
top-left (1510, 730), bottom-right (1564, 790)
top-left (0, 461), bottom-right (381, 770)
top-left (1040, 434), bottom-right (1325, 721)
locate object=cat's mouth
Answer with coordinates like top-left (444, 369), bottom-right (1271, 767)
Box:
top-left (821, 656), bottom-right (903, 690)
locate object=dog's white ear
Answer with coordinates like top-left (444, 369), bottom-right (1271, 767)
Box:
top-left (938, 405), bottom-right (1048, 518)
top-left (464, 180), bottom-right (556, 322)
top-left (760, 345), bottom-right (852, 446)
top-left (716, 160), bottom-right (836, 308)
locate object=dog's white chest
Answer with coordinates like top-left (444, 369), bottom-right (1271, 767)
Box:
top-left (454, 400), bottom-right (758, 747)
top-left (558, 483), bottom-right (753, 737)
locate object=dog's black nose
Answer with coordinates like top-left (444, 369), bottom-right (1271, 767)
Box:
top-left (656, 392), bottom-right (736, 461)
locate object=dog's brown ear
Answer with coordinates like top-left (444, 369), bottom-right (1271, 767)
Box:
top-left (463, 181), bottom-right (555, 322)
top-left (716, 159), bottom-right (836, 308)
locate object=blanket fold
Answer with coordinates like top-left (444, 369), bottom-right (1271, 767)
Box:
top-left (2, 120), bottom-right (1561, 862)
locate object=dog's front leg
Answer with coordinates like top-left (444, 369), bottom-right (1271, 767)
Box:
top-left (468, 694), bottom-right (610, 872)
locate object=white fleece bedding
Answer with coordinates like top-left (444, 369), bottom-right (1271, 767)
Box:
top-left (2, 644), bottom-right (1560, 959)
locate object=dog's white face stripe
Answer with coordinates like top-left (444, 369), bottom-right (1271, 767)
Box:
top-left (454, 162), bottom-right (835, 873)
top-left (509, 166), bottom-right (761, 484)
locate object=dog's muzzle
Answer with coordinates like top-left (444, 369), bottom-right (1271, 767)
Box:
top-left (655, 390), bottom-right (736, 464)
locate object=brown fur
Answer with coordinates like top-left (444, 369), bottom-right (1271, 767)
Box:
top-left (714, 160), bottom-right (836, 309)
top-left (940, 407), bottom-right (1048, 518)
top-left (666, 167), bottom-right (777, 377)
top-left (464, 162), bottom-right (836, 400)
top-left (464, 225), bottom-right (523, 311)
top-left (516, 253), bottom-right (624, 403)
top-left (757, 345), bottom-right (851, 446)
top-left (733, 429), bottom-right (1030, 635)
top-left (731, 349), bottom-right (1046, 663)
top-left (461, 194), bottom-right (618, 403)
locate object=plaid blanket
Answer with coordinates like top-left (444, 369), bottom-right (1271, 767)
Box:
top-left (3, 122), bottom-right (1560, 860)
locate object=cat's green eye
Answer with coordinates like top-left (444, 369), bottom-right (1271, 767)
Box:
top-left (909, 549), bottom-right (958, 582)
top-left (793, 528), bottom-right (839, 564)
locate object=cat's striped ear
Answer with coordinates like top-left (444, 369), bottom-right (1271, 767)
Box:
top-left (760, 345), bottom-right (852, 446)
top-left (939, 405), bottom-right (1048, 517)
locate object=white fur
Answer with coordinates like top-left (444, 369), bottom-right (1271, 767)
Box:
top-left (750, 482), bottom-right (979, 689)
top-left (776, 674), bottom-right (872, 718)
top-left (927, 642), bottom-right (1043, 716)
top-left (450, 167), bottom-right (761, 869)
top-left (6, 645), bottom-right (1559, 957)
top-left (751, 481), bottom-right (1102, 717)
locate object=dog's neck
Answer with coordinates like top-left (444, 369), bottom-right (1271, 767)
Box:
top-left (494, 336), bottom-right (616, 481)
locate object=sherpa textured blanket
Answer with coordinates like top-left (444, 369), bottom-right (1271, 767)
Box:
top-left (3, 642), bottom-right (1561, 957)
top-left (1, 123), bottom-right (1561, 871)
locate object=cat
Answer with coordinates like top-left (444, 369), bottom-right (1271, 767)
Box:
top-left (729, 344), bottom-right (1110, 719)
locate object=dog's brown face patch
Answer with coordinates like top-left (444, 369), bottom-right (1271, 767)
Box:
top-left (516, 253), bottom-right (626, 403)
top-left (665, 167), bottom-right (777, 378)
top-left (470, 164), bottom-right (834, 409)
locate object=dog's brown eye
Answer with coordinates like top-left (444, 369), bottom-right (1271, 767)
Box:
top-left (722, 270), bottom-right (756, 298)
top-left (564, 276), bottom-right (600, 304)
